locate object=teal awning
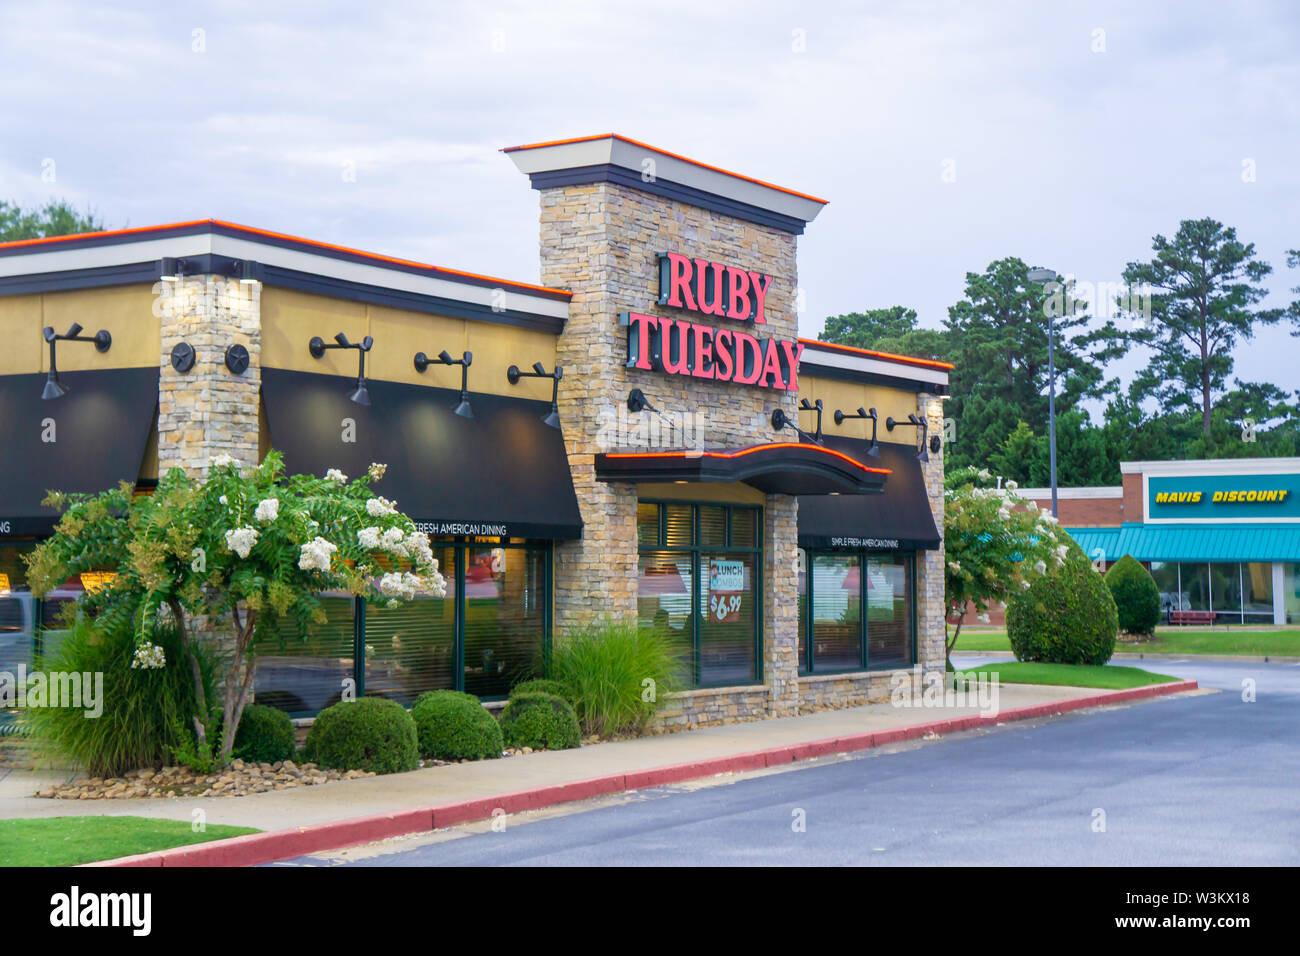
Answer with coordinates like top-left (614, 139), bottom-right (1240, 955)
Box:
top-left (1066, 523), bottom-right (1300, 563)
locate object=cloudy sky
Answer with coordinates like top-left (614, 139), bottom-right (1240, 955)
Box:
top-left (2, 0), bottom-right (1297, 405)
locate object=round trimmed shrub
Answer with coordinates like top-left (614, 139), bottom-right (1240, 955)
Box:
top-left (233, 703), bottom-right (296, 763)
top-left (1105, 554), bottom-right (1161, 638)
top-left (1007, 551), bottom-right (1118, 665)
top-left (499, 692), bottom-right (581, 751)
top-left (508, 678), bottom-right (569, 701)
top-left (304, 697), bottom-right (418, 774)
top-left (410, 690), bottom-right (503, 761)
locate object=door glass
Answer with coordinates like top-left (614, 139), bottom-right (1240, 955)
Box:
top-left (463, 545), bottom-right (547, 698)
top-left (811, 553), bottom-right (861, 671)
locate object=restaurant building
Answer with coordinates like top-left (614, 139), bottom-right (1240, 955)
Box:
top-left (0, 135), bottom-right (950, 728)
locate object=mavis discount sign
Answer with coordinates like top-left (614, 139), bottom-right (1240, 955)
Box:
top-left (621, 252), bottom-right (804, 391)
top-left (708, 559), bottom-right (745, 623)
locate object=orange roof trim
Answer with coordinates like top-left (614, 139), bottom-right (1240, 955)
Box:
top-left (799, 338), bottom-right (955, 371)
top-left (0, 218), bottom-right (572, 299)
top-left (503, 134), bottom-right (829, 206)
top-left (605, 442), bottom-right (891, 475)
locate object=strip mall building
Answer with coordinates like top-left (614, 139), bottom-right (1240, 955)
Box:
top-left (0, 135), bottom-right (950, 728)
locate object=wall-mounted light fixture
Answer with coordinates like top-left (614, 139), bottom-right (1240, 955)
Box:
top-left (41, 323), bottom-right (112, 400)
top-left (833, 406), bottom-right (880, 457)
top-left (228, 259), bottom-right (260, 285)
top-left (414, 349), bottom-right (473, 418)
top-left (310, 332), bottom-right (373, 405)
top-left (797, 398), bottom-right (825, 443)
top-left (626, 388), bottom-right (680, 432)
top-left (770, 406), bottom-right (820, 444)
top-left (507, 361), bottom-right (563, 428)
top-left (159, 257), bottom-right (186, 282)
top-left (886, 412), bottom-right (930, 462)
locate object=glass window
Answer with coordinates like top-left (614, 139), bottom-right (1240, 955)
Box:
top-left (731, 509), bottom-right (758, 549)
top-left (637, 501), bottom-right (761, 688)
top-left (867, 554), bottom-right (914, 669)
top-left (638, 550), bottom-right (694, 684)
top-left (1209, 562), bottom-right (1241, 618)
top-left (1180, 563), bottom-right (1210, 613)
top-left (0, 541), bottom-right (36, 593)
top-left (699, 553), bottom-right (757, 685)
top-left (1283, 563), bottom-right (1300, 625)
top-left (1149, 561), bottom-right (1179, 615)
top-left (636, 502), bottom-right (659, 547)
top-left (1242, 562), bottom-right (1274, 620)
top-left (364, 544), bottom-right (456, 706)
top-left (463, 545), bottom-right (547, 699)
top-left (255, 595), bottom-right (356, 718)
top-left (811, 553), bottom-right (861, 671)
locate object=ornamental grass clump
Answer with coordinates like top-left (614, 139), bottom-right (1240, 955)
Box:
top-left (24, 451), bottom-right (445, 766)
top-left (24, 617), bottom-right (217, 778)
top-left (548, 617), bottom-right (684, 737)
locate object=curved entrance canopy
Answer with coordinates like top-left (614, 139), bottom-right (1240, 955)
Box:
top-left (595, 442), bottom-right (890, 496)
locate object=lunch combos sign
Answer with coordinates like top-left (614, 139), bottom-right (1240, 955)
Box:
top-left (621, 252), bottom-right (804, 391)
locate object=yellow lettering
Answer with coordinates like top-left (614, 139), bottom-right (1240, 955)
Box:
top-left (1213, 491), bottom-right (1224, 502)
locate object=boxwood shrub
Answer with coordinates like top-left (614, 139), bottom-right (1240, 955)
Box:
top-left (508, 678), bottom-right (570, 702)
top-left (304, 697), bottom-right (418, 774)
top-left (232, 703), bottom-right (297, 764)
top-left (499, 691), bottom-right (581, 751)
top-left (1008, 550), bottom-right (1118, 665)
top-left (1105, 554), bottom-right (1162, 638)
top-left (410, 690), bottom-right (503, 761)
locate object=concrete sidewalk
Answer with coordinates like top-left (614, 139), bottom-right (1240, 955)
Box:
top-left (2, 680), bottom-right (1180, 837)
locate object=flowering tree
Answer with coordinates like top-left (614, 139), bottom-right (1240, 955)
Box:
top-left (943, 466), bottom-right (1070, 668)
top-left (26, 450), bottom-right (445, 764)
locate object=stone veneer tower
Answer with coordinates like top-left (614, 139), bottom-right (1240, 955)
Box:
top-left (507, 136), bottom-right (829, 718)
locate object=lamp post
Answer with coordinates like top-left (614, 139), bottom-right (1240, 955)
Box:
top-left (1027, 267), bottom-right (1059, 519)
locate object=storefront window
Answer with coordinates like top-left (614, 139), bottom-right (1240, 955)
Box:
top-left (1180, 563), bottom-right (1210, 612)
top-left (636, 501), bottom-right (761, 688)
top-left (867, 554), bottom-right (914, 669)
top-left (798, 549), bottom-right (916, 673)
top-left (797, 549), bottom-right (808, 675)
top-left (1242, 563), bottom-right (1274, 621)
top-left (463, 544), bottom-right (548, 699)
top-left (1209, 562), bottom-right (1241, 618)
top-left (811, 553), bottom-right (861, 671)
top-left (1149, 562), bottom-right (1179, 614)
top-left (255, 595), bottom-right (356, 718)
top-left (363, 544), bottom-right (456, 706)
top-left (1283, 563), bottom-right (1300, 624)
top-left (255, 540), bottom-right (552, 714)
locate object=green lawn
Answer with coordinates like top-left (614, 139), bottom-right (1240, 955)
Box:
top-left (953, 626), bottom-right (1300, 657)
top-left (955, 661), bottom-right (1179, 690)
top-left (0, 816), bottom-right (260, 866)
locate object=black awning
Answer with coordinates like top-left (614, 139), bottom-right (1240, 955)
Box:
top-left (595, 442), bottom-right (890, 496)
top-left (261, 368), bottom-right (582, 540)
top-left (0, 368), bottom-right (159, 536)
top-left (798, 439), bottom-right (941, 550)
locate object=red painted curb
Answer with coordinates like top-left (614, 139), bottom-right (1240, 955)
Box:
top-left (92, 678), bottom-right (1197, 868)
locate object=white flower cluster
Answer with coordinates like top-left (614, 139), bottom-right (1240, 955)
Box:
top-left (355, 526), bottom-right (436, 568)
top-left (948, 560), bottom-right (962, 573)
top-left (131, 642), bottom-right (167, 669)
top-left (325, 468), bottom-right (348, 484)
top-left (377, 571), bottom-right (423, 601)
top-left (1053, 543), bottom-right (1070, 566)
top-left (298, 536), bottom-right (338, 572)
top-left (210, 453), bottom-right (236, 469)
top-left (224, 526), bottom-right (259, 559)
top-left (365, 497), bottom-right (397, 517)
top-left (254, 497), bottom-right (280, 523)
top-left (368, 462), bottom-right (387, 481)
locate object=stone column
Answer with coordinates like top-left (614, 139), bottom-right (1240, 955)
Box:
top-left (157, 275), bottom-right (261, 478)
top-left (916, 391), bottom-right (947, 678)
top-left (764, 494), bottom-right (799, 715)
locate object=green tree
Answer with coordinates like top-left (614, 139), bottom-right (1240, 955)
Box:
top-left (943, 466), bottom-right (1071, 668)
top-left (25, 452), bottom-right (445, 766)
top-left (819, 306), bottom-right (921, 349)
top-left (0, 199), bottom-right (103, 241)
top-left (1119, 218), bottom-right (1280, 441)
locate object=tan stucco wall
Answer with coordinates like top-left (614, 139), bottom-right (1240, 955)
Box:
top-left (0, 284), bottom-right (160, 373)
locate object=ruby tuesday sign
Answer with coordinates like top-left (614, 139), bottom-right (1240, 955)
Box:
top-left (620, 252), bottom-right (804, 390)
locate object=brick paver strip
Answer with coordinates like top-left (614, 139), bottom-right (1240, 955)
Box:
top-left (88, 679), bottom-right (1198, 868)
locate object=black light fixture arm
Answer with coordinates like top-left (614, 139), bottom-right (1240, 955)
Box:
top-left (885, 412), bottom-right (930, 461)
top-left (833, 406), bottom-right (880, 457)
top-left (414, 349), bottom-right (475, 418)
top-left (626, 388), bottom-right (678, 430)
top-left (40, 323), bottom-right (112, 400)
top-left (507, 361), bottom-right (564, 428)
top-left (309, 332), bottom-right (374, 405)
top-left (797, 398), bottom-right (825, 444)
top-left (771, 406), bottom-right (819, 444)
